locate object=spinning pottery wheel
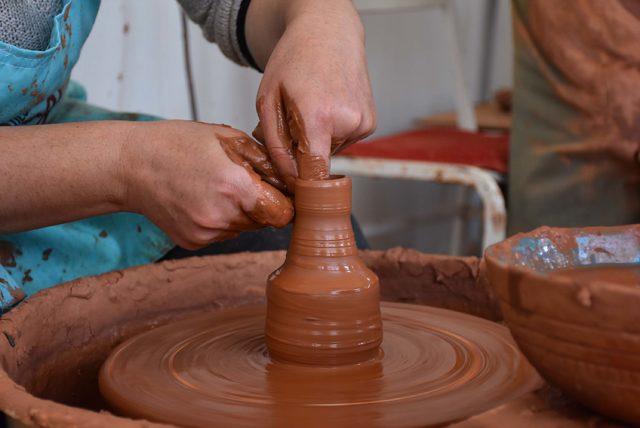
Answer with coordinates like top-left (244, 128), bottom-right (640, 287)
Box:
top-left (99, 303), bottom-right (538, 427)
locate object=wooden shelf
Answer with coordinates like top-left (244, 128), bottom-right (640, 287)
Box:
top-left (354, 0), bottom-right (445, 14)
top-left (418, 100), bottom-right (512, 131)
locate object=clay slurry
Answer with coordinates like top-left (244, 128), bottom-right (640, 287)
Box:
top-left (99, 303), bottom-right (539, 427)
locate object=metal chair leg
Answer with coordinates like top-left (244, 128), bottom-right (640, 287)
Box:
top-left (441, 1), bottom-right (478, 131)
top-left (332, 157), bottom-right (506, 250)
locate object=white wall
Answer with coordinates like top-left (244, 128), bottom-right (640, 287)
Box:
top-left (72, 0), bottom-right (513, 255)
top-left (362, 0), bottom-right (512, 135)
top-left (72, 0), bottom-right (512, 136)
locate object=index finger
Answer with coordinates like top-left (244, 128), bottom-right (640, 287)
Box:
top-left (280, 86), bottom-right (330, 180)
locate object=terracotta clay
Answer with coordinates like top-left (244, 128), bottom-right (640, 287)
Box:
top-left (254, 86), bottom-right (343, 184)
top-left (218, 132), bottom-right (286, 192)
top-left (362, 248), bottom-right (501, 321)
top-left (96, 176), bottom-right (539, 426)
top-left (0, 249), bottom-right (613, 427)
top-left (453, 385), bottom-right (626, 428)
top-left (217, 132), bottom-right (293, 229)
top-left (279, 87), bottom-right (330, 180)
top-left (485, 224), bottom-right (640, 424)
top-left (265, 176), bottom-right (383, 365)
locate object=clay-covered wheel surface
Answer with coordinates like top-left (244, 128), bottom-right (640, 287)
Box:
top-left (99, 302), bottom-right (540, 427)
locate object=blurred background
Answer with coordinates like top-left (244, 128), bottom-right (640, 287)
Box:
top-left (72, 0), bottom-right (513, 257)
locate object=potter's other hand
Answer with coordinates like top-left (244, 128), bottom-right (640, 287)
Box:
top-left (247, 0), bottom-right (376, 187)
top-left (122, 121), bottom-right (293, 250)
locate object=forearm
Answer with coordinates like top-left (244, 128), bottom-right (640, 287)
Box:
top-left (0, 121), bottom-right (130, 233)
top-left (245, 0), bottom-right (363, 70)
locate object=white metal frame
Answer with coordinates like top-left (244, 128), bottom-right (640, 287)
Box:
top-left (332, 156), bottom-right (506, 249)
top-left (354, 0), bottom-right (477, 131)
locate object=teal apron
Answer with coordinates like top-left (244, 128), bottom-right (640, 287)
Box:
top-left (0, 0), bottom-right (173, 310)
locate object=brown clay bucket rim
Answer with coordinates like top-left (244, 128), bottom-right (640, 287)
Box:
top-left (484, 224), bottom-right (640, 294)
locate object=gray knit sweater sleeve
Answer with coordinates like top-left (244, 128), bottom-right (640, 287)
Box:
top-left (177, 0), bottom-right (250, 67)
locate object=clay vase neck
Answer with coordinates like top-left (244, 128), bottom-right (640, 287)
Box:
top-left (265, 176), bottom-right (383, 366)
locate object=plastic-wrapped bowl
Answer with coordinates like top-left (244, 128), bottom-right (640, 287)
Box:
top-left (485, 225), bottom-right (640, 424)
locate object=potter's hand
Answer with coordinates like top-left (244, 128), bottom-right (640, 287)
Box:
top-left (123, 121), bottom-right (293, 250)
top-left (246, 0), bottom-right (376, 187)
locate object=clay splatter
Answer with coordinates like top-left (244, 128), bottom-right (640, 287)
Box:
top-left (21, 270), bottom-right (32, 284)
top-left (0, 242), bottom-right (21, 268)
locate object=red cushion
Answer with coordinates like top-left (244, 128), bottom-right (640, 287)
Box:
top-left (339, 128), bottom-right (509, 174)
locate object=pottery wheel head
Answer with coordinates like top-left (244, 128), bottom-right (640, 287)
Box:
top-left (99, 303), bottom-right (541, 427)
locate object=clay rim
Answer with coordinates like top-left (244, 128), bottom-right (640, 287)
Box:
top-left (295, 174), bottom-right (348, 189)
top-left (293, 175), bottom-right (351, 213)
top-left (484, 224), bottom-right (640, 293)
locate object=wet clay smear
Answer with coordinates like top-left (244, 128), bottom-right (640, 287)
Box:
top-left (551, 263), bottom-right (640, 288)
top-left (99, 303), bottom-right (539, 428)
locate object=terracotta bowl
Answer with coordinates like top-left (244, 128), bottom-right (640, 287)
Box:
top-left (0, 248), bottom-right (499, 427)
top-left (485, 224), bottom-right (640, 424)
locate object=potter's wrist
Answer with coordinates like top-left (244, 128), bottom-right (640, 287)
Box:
top-left (246, 0), bottom-right (363, 69)
top-left (117, 121), bottom-right (151, 213)
top-left (283, 0), bottom-right (363, 39)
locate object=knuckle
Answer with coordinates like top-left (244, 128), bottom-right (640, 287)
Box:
top-left (191, 231), bottom-right (214, 246)
top-left (193, 216), bottom-right (224, 231)
top-left (181, 225), bottom-right (216, 248)
top-left (348, 111), bottom-right (364, 131)
top-left (337, 106), bottom-right (363, 132)
top-left (190, 206), bottom-right (226, 230)
top-left (175, 235), bottom-right (204, 251)
top-left (181, 242), bottom-right (202, 251)
top-left (190, 212), bottom-right (212, 229)
top-left (360, 115), bottom-right (377, 137)
top-left (310, 106), bottom-right (333, 130)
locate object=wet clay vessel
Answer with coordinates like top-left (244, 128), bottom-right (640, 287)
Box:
top-left (265, 176), bottom-right (383, 365)
top-left (485, 224), bottom-right (640, 424)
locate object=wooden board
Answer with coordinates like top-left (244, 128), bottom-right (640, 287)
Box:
top-left (419, 100), bottom-right (512, 131)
